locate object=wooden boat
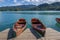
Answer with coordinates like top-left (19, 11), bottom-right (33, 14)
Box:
top-left (56, 18), bottom-right (60, 23)
top-left (31, 18), bottom-right (46, 37)
top-left (13, 18), bottom-right (26, 36)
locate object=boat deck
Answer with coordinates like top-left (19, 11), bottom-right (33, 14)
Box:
top-left (0, 28), bottom-right (60, 40)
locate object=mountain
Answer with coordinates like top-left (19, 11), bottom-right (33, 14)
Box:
top-left (0, 5), bottom-right (36, 11)
top-left (0, 2), bottom-right (60, 11)
top-left (51, 2), bottom-right (60, 6)
top-left (29, 2), bottom-right (60, 11)
top-left (12, 5), bottom-right (36, 8)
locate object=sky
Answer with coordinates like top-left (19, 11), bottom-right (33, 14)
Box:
top-left (0, 0), bottom-right (60, 7)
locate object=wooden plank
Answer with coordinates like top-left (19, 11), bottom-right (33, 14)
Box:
top-left (0, 28), bottom-right (60, 40)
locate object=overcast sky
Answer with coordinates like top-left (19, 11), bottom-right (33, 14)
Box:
top-left (0, 0), bottom-right (60, 7)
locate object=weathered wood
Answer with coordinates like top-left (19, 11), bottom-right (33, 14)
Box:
top-left (0, 28), bottom-right (60, 40)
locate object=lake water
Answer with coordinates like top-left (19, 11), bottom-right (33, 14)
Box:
top-left (0, 11), bottom-right (60, 32)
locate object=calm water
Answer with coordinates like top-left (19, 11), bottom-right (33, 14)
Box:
top-left (0, 11), bottom-right (60, 32)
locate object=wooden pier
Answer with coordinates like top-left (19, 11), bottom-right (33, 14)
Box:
top-left (0, 28), bottom-right (60, 40)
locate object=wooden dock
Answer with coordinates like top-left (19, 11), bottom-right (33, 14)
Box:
top-left (0, 28), bottom-right (60, 40)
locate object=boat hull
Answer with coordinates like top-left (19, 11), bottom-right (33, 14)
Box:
top-left (13, 18), bottom-right (26, 36)
top-left (56, 18), bottom-right (60, 23)
top-left (33, 27), bottom-right (46, 37)
top-left (31, 18), bottom-right (46, 37)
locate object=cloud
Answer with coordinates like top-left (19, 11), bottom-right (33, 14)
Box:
top-left (25, 0), bottom-right (30, 2)
top-left (30, 0), bottom-right (60, 5)
top-left (45, 0), bottom-right (56, 3)
top-left (0, 0), bottom-right (4, 2)
top-left (14, 0), bottom-right (17, 3)
top-left (22, 0), bottom-right (57, 5)
top-left (40, 0), bottom-right (60, 4)
top-left (31, 0), bottom-right (39, 2)
top-left (13, 0), bottom-right (22, 5)
top-left (15, 3), bottom-right (23, 5)
top-left (10, 0), bottom-right (60, 6)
